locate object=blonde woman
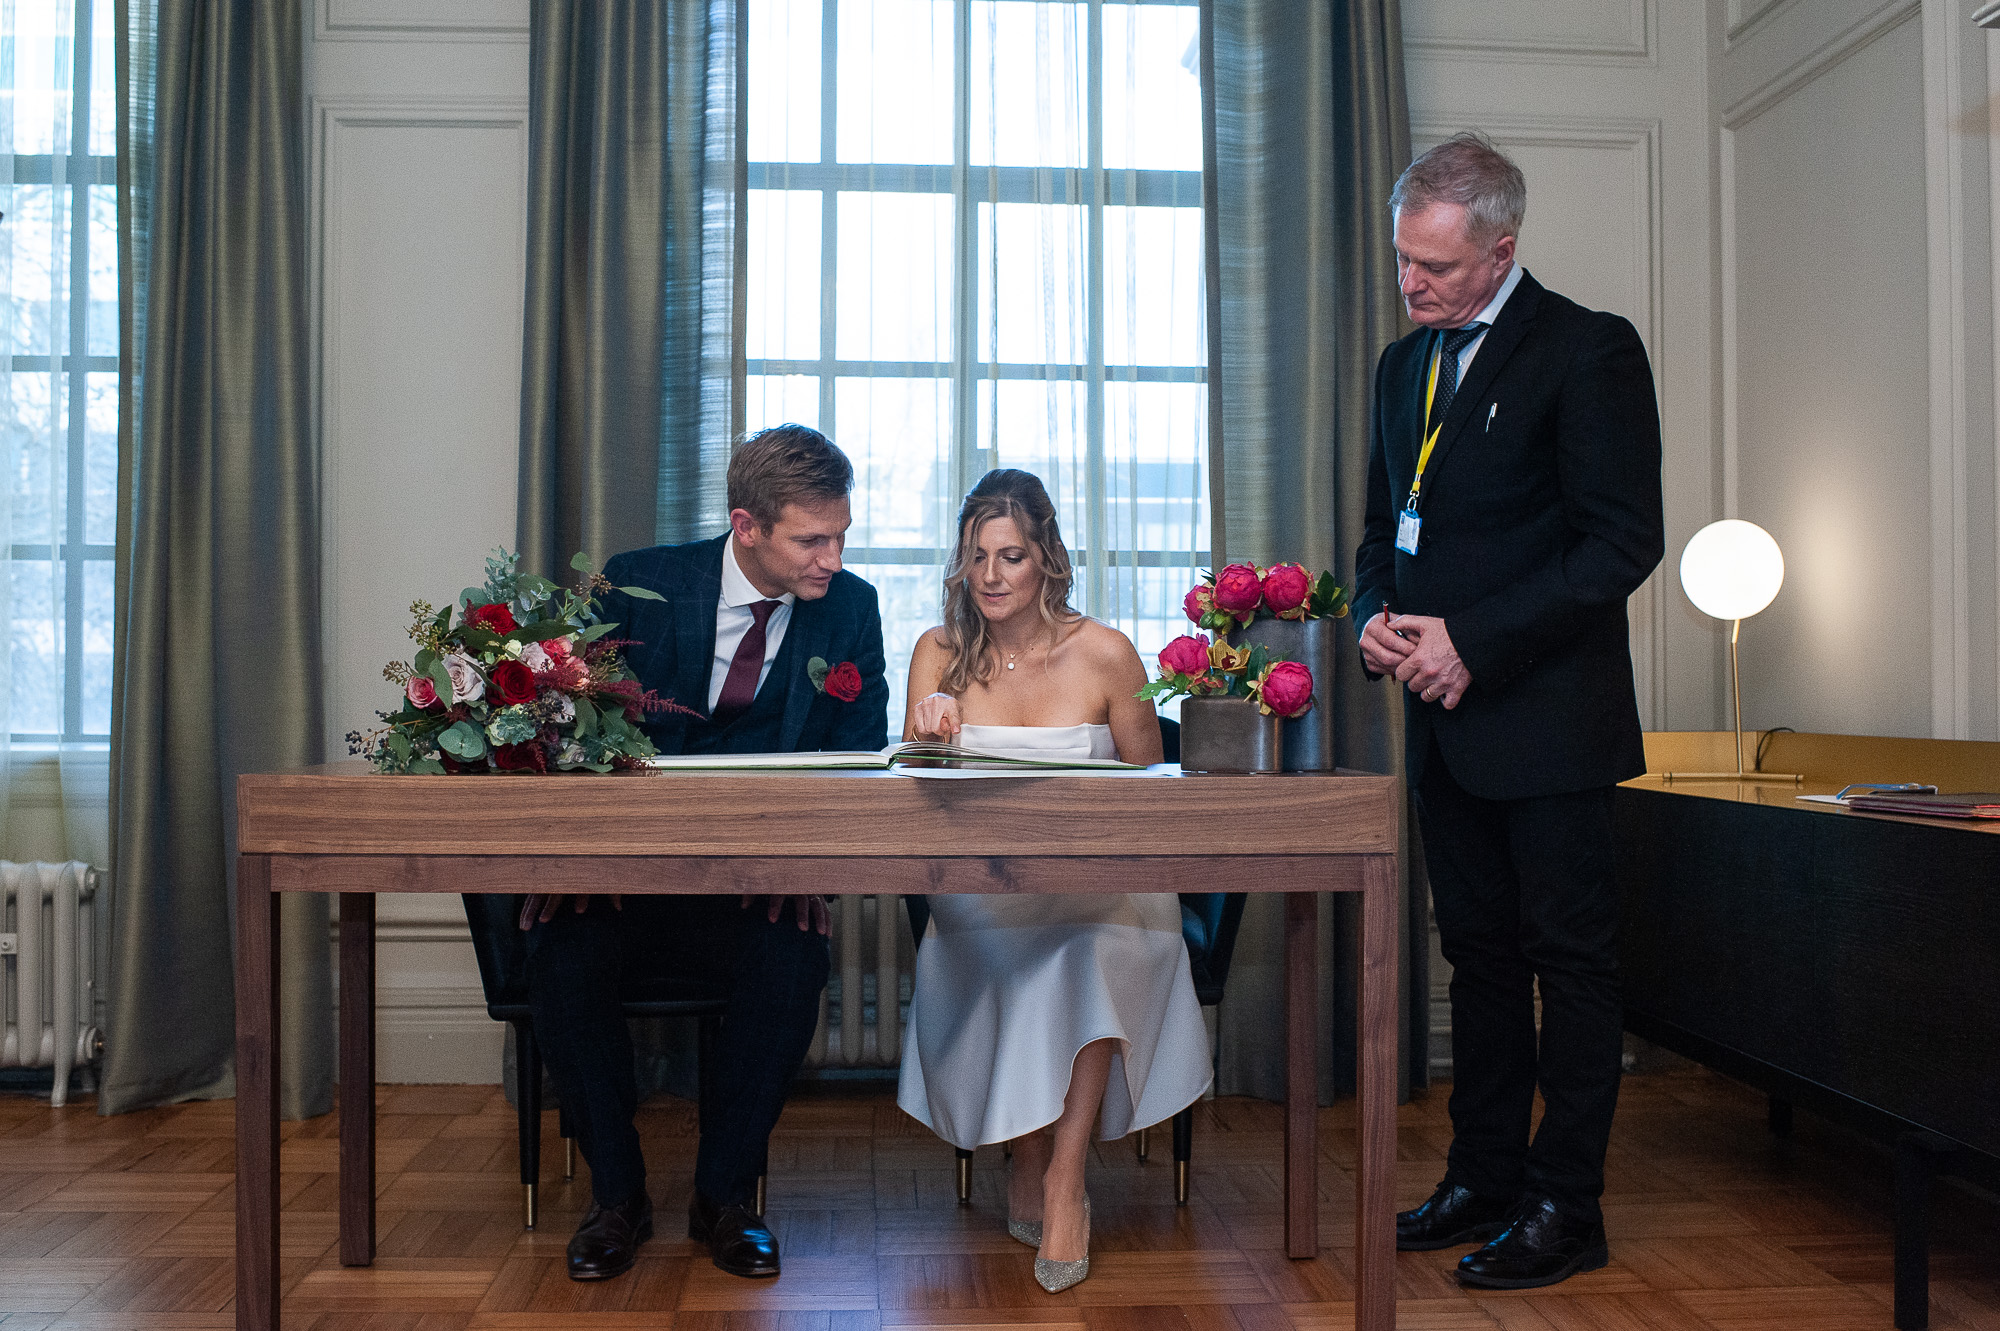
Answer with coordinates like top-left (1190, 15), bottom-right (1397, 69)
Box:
top-left (895, 469), bottom-right (1211, 1293)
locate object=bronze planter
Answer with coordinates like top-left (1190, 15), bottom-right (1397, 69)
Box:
top-left (1229, 615), bottom-right (1338, 771)
top-left (1179, 696), bottom-right (1282, 774)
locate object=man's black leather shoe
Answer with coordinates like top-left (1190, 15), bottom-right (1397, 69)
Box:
top-left (566, 1191), bottom-right (653, 1281)
top-left (1456, 1196), bottom-right (1608, 1289)
top-left (1396, 1182), bottom-right (1518, 1251)
top-left (688, 1191), bottom-right (782, 1278)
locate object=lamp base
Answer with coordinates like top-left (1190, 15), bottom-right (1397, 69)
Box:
top-left (1660, 770), bottom-right (1803, 784)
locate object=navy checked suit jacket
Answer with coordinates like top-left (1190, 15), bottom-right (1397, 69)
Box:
top-left (598, 534), bottom-right (891, 755)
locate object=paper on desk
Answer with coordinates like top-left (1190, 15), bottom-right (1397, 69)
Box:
top-left (1796, 795), bottom-right (1846, 805)
top-left (895, 765), bottom-right (1165, 779)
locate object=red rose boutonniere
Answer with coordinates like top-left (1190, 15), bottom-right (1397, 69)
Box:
top-left (807, 656), bottom-right (865, 702)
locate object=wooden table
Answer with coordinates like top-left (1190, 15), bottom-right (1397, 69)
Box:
top-left (233, 763), bottom-right (1401, 1330)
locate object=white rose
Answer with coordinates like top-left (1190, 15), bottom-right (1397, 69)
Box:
top-left (553, 694), bottom-right (576, 723)
top-left (443, 652), bottom-right (485, 704)
top-left (519, 642), bottom-right (551, 673)
top-left (558, 740), bottom-right (585, 766)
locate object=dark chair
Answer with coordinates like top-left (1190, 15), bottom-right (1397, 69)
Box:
top-left (903, 715), bottom-right (1248, 1205)
top-left (461, 895), bottom-right (750, 1229)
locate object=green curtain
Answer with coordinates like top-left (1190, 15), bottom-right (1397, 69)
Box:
top-left (1201, 0), bottom-right (1427, 1103)
top-left (517, 0), bottom-right (742, 576)
top-left (104, 0), bottom-right (330, 1119)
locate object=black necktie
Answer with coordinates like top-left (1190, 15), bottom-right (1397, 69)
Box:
top-left (1428, 322), bottom-right (1488, 435)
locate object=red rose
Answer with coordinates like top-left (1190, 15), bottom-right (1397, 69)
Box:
top-left (1212, 563), bottom-right (1264, 619)
top-left (468, 602), bottom-right (517, 634)
top-left (1182, 583), bottom-right (1216, 625)
top-left (490, 659), bottom-right (538, 706)
top-left (1157, 634), bottom-right (1211, 678)
top-left (1261, 563), bottom-right (1311, 620)
top-left (1258, 660), bottom-right (1315, 719)
top-left (492, 741), bottom-right (547, 772)
top-left (405, 675), bottom-right (439, 709)
top-left (824, 661), bottom-right (864, 703)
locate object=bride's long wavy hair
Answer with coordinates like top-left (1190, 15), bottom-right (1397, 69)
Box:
top-left (939, 469), bottom-right (1081, 695)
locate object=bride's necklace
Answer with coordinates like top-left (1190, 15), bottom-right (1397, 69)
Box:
top-left (1002, 633), bottom-right (1048, 672)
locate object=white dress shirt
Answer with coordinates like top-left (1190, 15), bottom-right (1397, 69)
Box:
top-left (1451, 260), bottom-right (1524, 375)
top-left (708, 537), bottom-right (796, 711)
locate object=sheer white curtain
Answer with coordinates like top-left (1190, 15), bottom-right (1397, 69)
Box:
top-left (1, 0), bottom-right (115, 868)
top-left (745, 0), bottom-right (1207, 723)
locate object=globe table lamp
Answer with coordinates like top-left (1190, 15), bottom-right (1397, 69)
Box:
top-left (1669, 519), bottom-right (1800, 783)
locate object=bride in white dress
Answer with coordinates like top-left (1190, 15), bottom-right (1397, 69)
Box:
top-left (896, 469), bottom-right (1212, 1293)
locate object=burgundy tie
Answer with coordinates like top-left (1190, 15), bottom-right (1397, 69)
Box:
top-left (713, 599), bottom-right (781, 722)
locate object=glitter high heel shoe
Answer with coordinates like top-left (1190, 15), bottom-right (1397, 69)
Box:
top-left (1007, 1216), bottom-right (1042, 1247)
top-left (1034, 1194), bottom-right (1090, 1293)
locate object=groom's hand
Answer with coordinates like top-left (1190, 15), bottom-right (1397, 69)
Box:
top-left (517, 893), bottom-right (623, 930)
top-left (742, 894), bottom-right (832, 935)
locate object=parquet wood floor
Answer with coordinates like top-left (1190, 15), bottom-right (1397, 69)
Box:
top-left (0, 1066), bottom-right (1995, 1329)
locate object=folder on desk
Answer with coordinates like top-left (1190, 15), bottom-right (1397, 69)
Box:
top-left (1841, 790), bottom-right (2000, 818)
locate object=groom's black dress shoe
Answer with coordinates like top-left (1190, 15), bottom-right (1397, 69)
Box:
top-left (566, 1191), bottom-right (653, 1281)
top-left (688, 1191), bottom-right (782, 1278)
top-left (1396, 1182), bottom-right (1518, 1251)
top-left (1455, 1195), bottom-right (1608, 1289)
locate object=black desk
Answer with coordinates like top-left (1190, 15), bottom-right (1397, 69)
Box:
top-left (1616, 773), bottom-right (2000, 1331)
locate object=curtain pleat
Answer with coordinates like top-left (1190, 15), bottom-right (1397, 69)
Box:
top-left (103, 0), bottom-right (329, 1118)
top-left (1201, 0), bottom-right (1426, 1103)
top-left (517, 0), bottom-right (740, 576)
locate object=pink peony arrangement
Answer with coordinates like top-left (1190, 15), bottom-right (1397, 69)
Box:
top-left (1139, 633), bottom-right (1316, 720)
top-left (1183, 562), bottom-right (1349, 632)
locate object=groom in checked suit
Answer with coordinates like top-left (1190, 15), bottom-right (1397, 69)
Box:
top-left (1353, 134), bottom-right (1664, 1289)
top-left (525, 424), bottom-right (889, 1282)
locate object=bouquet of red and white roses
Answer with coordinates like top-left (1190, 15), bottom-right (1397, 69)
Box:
top-left (1138, 634), bottom-right (1317, 720)
top-left (349, 549), bottom-right (692, 775)
top-left (1183, 561), bottom-right (1349, 632)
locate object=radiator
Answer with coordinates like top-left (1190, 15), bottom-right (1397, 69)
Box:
top-left (0, 861), bottom-right (102, 1106)
top-left (806, 894), bottom-right (912, 1069)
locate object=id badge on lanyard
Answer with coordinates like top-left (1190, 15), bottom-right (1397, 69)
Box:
top-left (1399, 341), bottom-right (1445, 556)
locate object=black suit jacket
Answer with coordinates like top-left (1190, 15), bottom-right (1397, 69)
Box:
top-left (598, 535), bottom-right (891, 755)
top-left (1352, 270), bottom-right (1664, 801)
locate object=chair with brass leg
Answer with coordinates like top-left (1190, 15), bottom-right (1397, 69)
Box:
top-left (462, 894), bottom-right (750, 1228)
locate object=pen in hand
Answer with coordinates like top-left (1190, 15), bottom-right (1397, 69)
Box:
top-left (1383, 601), bottom-right (1408, 640)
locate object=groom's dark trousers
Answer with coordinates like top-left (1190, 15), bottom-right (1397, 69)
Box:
top-left (524, 534), bottom-right (889, 1210)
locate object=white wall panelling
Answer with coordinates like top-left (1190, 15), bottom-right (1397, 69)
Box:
top-left (317, 0), bottom-right (528, 43)
top-left (1403, 0), bottom-right (1654, 65)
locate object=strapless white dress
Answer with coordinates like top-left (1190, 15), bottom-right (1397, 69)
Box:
top-left (896, 723), bottom-right (1214, 1147)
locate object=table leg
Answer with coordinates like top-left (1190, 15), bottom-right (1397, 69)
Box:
top-left (1356, 854), bottom-right (1399, 1331)
top-left (234, 854), bottom-right (279, 1331)
top-left (339, 894), bottom-right (377, 1266)
top-left (1284, 890), bottom-right (1318, 1259)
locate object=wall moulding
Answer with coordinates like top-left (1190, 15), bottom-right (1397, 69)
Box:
top-left (1726, 0), bottom-right (1805, 52)
top-left (1722, 0), bottom-right (1922, 129)
top-left (1403, 0), bottom-right (1654, 67)
top-left (317, 0), bottom-right (528, 44)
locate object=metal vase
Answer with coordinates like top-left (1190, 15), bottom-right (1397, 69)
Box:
top-left (1230, 615), bottom-right (1338, 772)
top-left (1179, 695), bottom-right (1283, 774)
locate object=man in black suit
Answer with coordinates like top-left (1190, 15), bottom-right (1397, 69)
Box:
top-left (1352, 134), bottom-right (1664, 1290)
top-left (523, 425), bottom-right (889, 1282)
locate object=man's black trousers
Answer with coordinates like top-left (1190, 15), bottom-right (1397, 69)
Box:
top-left (524, 895), bottom-right (830, 1210)
top-left (1413, 735), bottom-right (1624, 1220)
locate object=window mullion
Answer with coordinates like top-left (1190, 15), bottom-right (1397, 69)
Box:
top-left (1083, 0), bottom-right (1106, 621)
top-left (950, 0), bottom-right (979, 501)
top-left (62, 0), bottom-right (94, 742)
top-left (818, 0), bottom-right (839, 433)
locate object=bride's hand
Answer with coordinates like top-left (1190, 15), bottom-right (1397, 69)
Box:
top-left (912, 692), bottom-right (962, 741)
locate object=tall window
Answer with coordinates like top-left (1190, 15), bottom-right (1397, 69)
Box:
top-left (3, 0), bottom-right (116, 746)
top-left (745, 0), bottom-right (1208, 722)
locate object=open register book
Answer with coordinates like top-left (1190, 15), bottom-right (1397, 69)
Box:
top-left (642, 740), bottom-right (1145, 773)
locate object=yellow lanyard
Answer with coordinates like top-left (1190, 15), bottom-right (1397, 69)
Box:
top-left (1407, 339), bottom-right (1445, 511)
